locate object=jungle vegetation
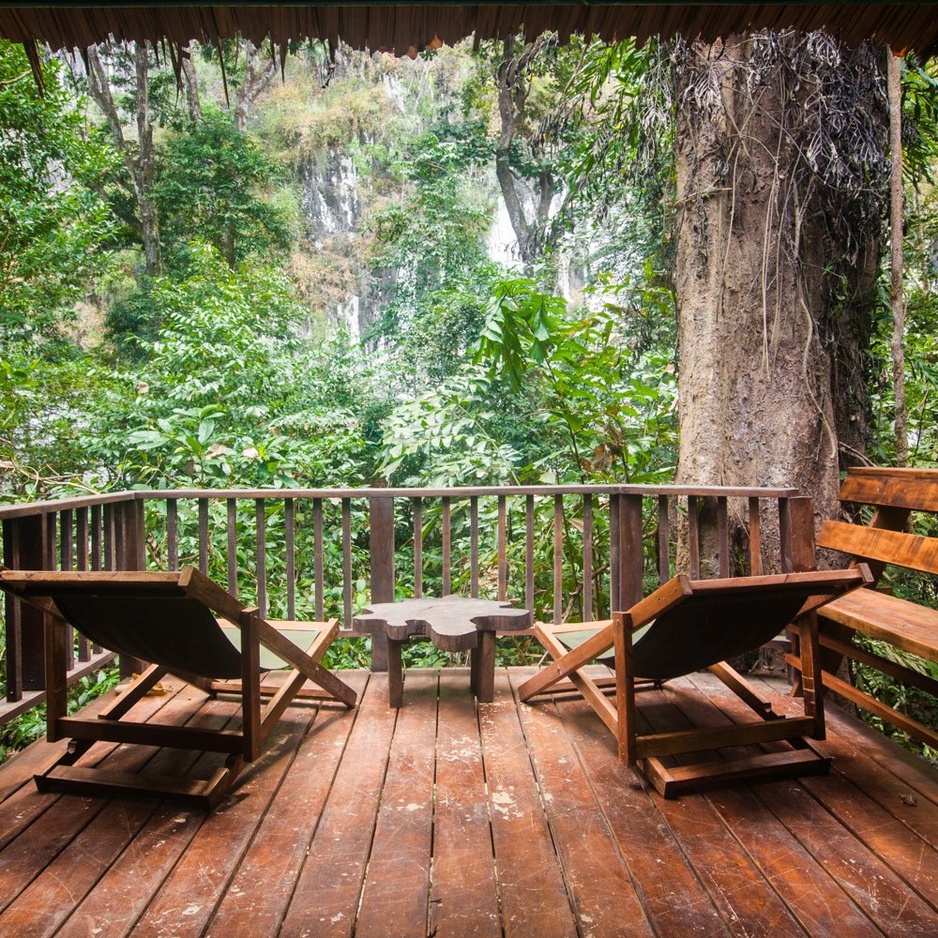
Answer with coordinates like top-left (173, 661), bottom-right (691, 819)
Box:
top-left (1, 34), bottom-right (938, 758)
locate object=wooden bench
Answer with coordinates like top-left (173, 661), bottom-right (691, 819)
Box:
top-left (815, 466), bottom-right (938, 750)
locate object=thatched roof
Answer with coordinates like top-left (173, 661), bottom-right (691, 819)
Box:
top-left (0, 3), bottom-right (936, 58)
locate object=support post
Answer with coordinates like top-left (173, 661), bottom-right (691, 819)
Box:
top-left (369, 495), bottom-right (395, 672)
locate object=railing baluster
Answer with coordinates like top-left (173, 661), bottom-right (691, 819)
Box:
top-left (687, 495), bottom-right (700, 579)
top-left (583, 494), bottom-right (593, 621)
top-left (59, 510), bottom-right (76, 671)
top-left (76, 507), bottom-right (89, 571)
top-left (525, 494), bottom-right (535, 617)
top-left (657, 494), bottom-right (670, 585)
top-left (285, 498), bottom-right (296, 620)
top-left (227, 498), bottom-right (238, 595)
top-left (314, 498), bottom-right (325, 620)
top-left (498, 495), bottom-right (508, 603)
top-left (60, 509), bottom-right (73, 571)
top-left (103, 504), bottom-right (115, 569)
top-left (470, 496), bottom-right (479, 598)
top-left (610, 495), bottom-right (620, 612)
top-left (342, 498), bottom-right (352, 628)
top-left (748, 497), bottom-right (763, 576)
top-left (90, 504), bottom-right (102, 571)
top-left (619, 494), bottom-right (644, 610)
top-left (442, 496), bottom-right (451, 595)
top-left (167, 497), bottom-right (179, 570)
top-left (256, 499), bottom-right (267, 617)
top-left (717, 497), bottom-right (730, 577)
top-left (553, 494), bottom-right (563, 623)
top-left (198, 499), bottom-right (209, 574)
top-left (413, 498), bottom-right (423, 599)
top-left (75, 507), bottom-right (91, 661)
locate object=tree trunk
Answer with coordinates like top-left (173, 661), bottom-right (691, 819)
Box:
top-left (888, 50), bottom-right (908, 466)
top-left (672, 34), bottom-right (888, 569)
top-left (85, 43), bottom-right (162, 276)
top-left (494, 34), bottom-right (557, 268)
top-left (181, 44), bottom-right (202, 123)
top-left (235, 41), bottom-right (278, 132)
top-left (134, 43), bottom-right (161, 277)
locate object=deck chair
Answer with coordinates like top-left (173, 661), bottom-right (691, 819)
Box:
top-left (0, 566), bottom-right (357, 809)
top-left (518, 567), bottom-right (871, 797)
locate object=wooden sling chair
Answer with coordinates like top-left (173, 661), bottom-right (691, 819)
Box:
top-left (518, 567), bottom-right (871, 798)
top-left (0, 566), bottom-right (358, 809)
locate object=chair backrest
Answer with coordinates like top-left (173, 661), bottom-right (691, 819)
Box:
top-left (629, 571), bottom-right (865, 681)
top-left (0, 569), bottom-right (246, 679)
top-left (631, 582), bottom-right (809, 680)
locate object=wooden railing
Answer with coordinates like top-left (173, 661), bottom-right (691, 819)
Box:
top-left (0, 483), bottom-right (810, 727)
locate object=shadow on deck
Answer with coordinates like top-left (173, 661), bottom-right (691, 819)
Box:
top-left (0, 666), bottom-right (937, 937)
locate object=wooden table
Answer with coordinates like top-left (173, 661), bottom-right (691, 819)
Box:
top-left (353, 596), bottom-right (532, 707)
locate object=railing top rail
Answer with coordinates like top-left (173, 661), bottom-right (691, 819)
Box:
top-left (138, 484), bottom-right (800, 500)
top-left (0, 491), bottom-right (135, 520)
top-left (0, 483), bottom-right (801, 521)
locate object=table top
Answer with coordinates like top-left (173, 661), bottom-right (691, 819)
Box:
top-left (352, 595), bottom-right (532, 652)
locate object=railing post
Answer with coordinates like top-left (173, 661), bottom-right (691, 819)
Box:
top-left (114, 497), bottom-right (147, 677)
top-left (369, 495), bottom-right (395, 672)
top-left (781, 496), bottom-right (815, 573)
top-left (2, 514), bottom-right (48, 695)
top-left (616, 494), bottom-right (645, 612)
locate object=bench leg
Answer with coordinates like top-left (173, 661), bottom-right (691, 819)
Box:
top-left (470, 632), bottom-right (496, 702)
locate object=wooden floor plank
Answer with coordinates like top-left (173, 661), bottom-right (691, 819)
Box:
top-left (0, 667), bottom-right (936, 937)
top-left (355, 669), bottom-right (437, 938)
top-left (654, 676), bottom-right (883, 937)
top-left (750, 674), bottom-right (938, 850)
top-left (278, 672), bottom-right (398, 938)
top-left (619, 677), bottom-right (819, 937)
top-left (0, 689), bottom-right (231, 938)
top-left (508, 668), bottom-right (656, 937)
top-left (428, 670), bottom-right (501, 938)
top-left (481, 670), bottom-right (577, 938)
top-left (0, 679), bottom-right (207, 919)
top-left (549, 675), bottom-right (734, 937)
top-left (0, 798), bottom-right (159, 938)
top-left (0, 678), bottom-right (190, 857)
top-left (533, 672), bottom-right (807, 938)
top-left (127, 701), bottom-right (319, 938)
top-left (203, 673), bottom-right (370, 938)
top-left (693, 670), bottom-right (938, 920)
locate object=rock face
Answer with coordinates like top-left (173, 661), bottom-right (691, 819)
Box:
top-left (301, 150), bottom-right (362, 242)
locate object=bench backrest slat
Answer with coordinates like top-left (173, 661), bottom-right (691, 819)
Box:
top-left (817, 519), bottom-right (938, 576)
top-left (839, 473), bottom-right (938, 513)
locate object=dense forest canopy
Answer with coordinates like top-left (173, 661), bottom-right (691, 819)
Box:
top-left (0, 33), bottom-right (936, 508)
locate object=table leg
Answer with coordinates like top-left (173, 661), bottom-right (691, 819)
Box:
top-left (387, 638), bottom-right (405, 708)
top-left (470, 631), bottom-right (496, 702)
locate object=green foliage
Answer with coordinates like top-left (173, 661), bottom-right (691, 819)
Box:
top-left (89, 245), bottom-right (377, 489)
top-left (0, 43), bottom-right (117, 339)
top-left (154, 107), bottom-right (296, 270)
top-left (368, 125), bottom-right (497, 372)
top-left (0, 667), bottom-right (120, 763)
top-left (473, 277), bottom-right (677, 482)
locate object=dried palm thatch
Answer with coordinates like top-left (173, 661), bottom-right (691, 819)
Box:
top-left (0, 3), bottom-right (935, 59)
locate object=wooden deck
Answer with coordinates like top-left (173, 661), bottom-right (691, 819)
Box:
top-left (1, 666), bottom-right (937, 937)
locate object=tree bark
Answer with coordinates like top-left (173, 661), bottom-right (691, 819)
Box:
top-left (888, 50), bottom-right (907, 466)
top-left (235, 41), bottom-right (278, 132)
top-left (494, 35), bottom-right (557, 267)
top-left (672, 34), bottom-right (887, 569)
top-left (85, 43), bottom-right (162, 276)
top-left (181, 44), bottom-right (202, 123)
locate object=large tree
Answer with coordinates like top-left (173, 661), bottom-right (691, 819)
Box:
top-left (671, 32), bottom-right (889, 561)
